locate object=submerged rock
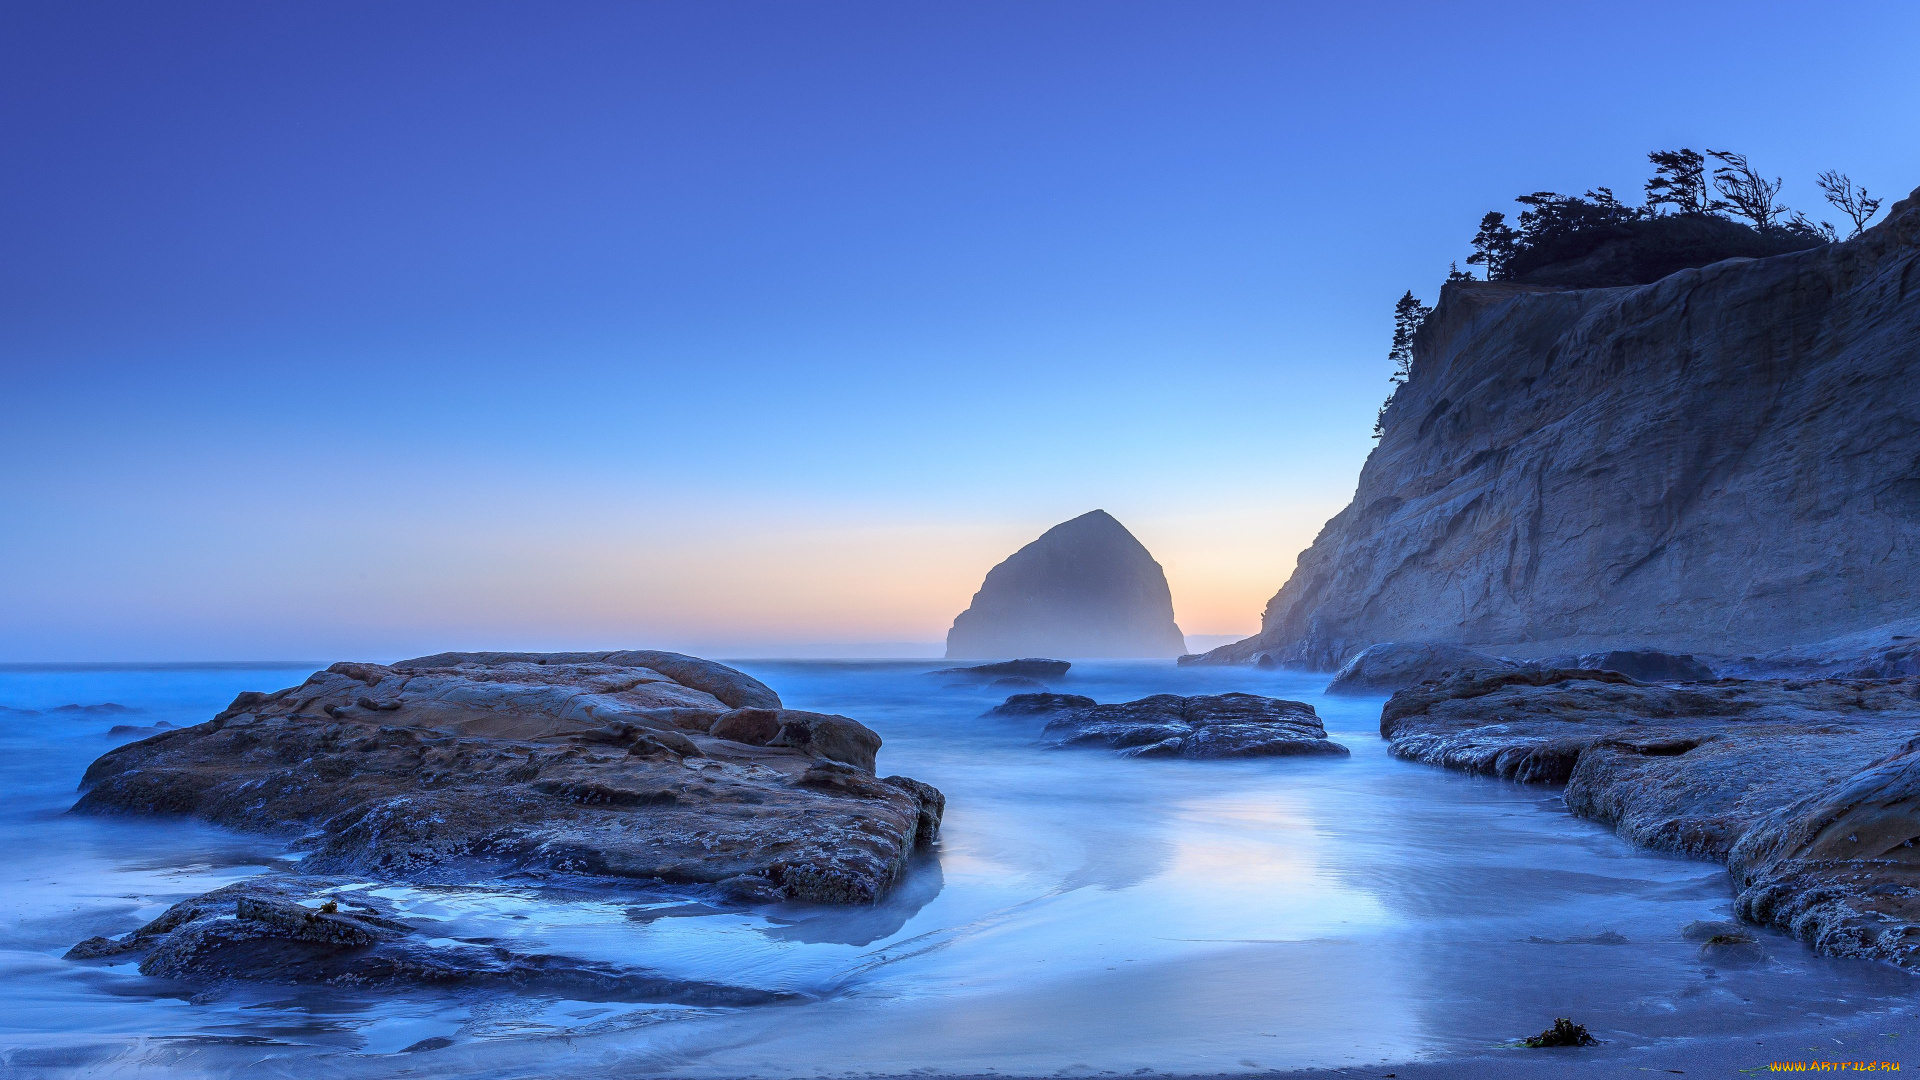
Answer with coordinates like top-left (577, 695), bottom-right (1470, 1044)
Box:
top-left (933, 658), bottom-right (1072, 680)
top-left (1021, 692), bottom-right (1348, 759)
top-left (1324, 642), bottom-right (1518, 696)
top-left (72, 651), bottom-right (942, 905)
top-left (985, 692), bottom-right (1096, 718)
top-left (63, 876), bottom-right (800, 1004)
top-left (1379, 668), bottom-right (1920, 967)
top-left (945, 511), bottom-right (1186, 659)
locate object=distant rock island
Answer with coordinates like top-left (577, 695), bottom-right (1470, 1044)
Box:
top-left (945, 510), bottom-right (1186, 659)
top-left (1197, 183), bottom-right (1920, 669)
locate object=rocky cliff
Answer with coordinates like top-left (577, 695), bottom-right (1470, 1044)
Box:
top-left (946, 510), bottom-right (1187, 659)
top-left (1203, 185), bottom-right (1920, 669)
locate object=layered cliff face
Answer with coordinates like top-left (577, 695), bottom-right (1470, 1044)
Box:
top-left (1207, 185), bottom-right (1920, 669)
top-left (946, 510), bottom-right (1187, 659)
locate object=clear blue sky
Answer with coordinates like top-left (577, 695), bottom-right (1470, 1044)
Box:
top-left (4, 1), bottom-right (1917, 660)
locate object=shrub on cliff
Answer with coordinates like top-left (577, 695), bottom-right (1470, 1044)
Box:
top-left (1460, 149), bottom-right (1870, 288)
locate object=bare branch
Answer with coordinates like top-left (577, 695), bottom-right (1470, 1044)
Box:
top-left (1817, 170), bottom-right (1883, 238)
top-left (1707, 150), bottom-right (1788, 229)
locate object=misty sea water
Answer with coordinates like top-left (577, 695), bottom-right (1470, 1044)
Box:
top-left (1, 659), bottom-right (1914, 1078)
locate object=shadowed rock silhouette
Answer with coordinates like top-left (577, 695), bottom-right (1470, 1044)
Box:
top-left (946, 510), bottom-right (1186, 660)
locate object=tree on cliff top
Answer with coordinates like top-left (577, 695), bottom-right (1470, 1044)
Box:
top-left (1645, 149), bottom-right (1724, 216)
top-left (1708, 150), bottom-right (1788, 229)
top-left (1467, 213), bottom-right (1520, 280)
top-left (1388, 290), bottom-right (1430, 383)
top-left (1513, 187), bottom-right (1643, 245)
top-left (1459, 150), bottom-right (1845, 288)
top-left (1375, 291), bottom-right (1433, 439)
top-left (1819, 171), bottom-right (1884, 238)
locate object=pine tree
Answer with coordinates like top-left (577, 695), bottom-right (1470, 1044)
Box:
top-left (1465, 212), bottom-right (1520, 280)
top-left (1388, 290), bottom-right (1432, 382)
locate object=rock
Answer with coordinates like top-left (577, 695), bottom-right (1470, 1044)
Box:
top-left (1522, 1018), bottom-right (1598, 1048)
top-left (1575, 650), bottom-right (1713, 682)
top-left (985, 692), bottom-right (1097, 718)
top-left (1325, 642), bottom-right (1519, 696)
top-left (71, 652), bottom-right (941, 904)
top-left (391, 650), bottom-right (782, 710)
top-left (64, 876), bottom-right (803, 1004)
top-left (1194, 186), bottom-right (1920, 668)
top-left (1722, 616), bottom-right (1920, 680)
top-left (986, 677), bottom-right (1048, 693)
top-left (1039, 693), bottom-right (1349, 759)
top-left (933, 658), bottom-right (1072, 680)
top-left (64, 935), bottom-right (136, 960)
top-left (1679, 919), bottom-right (1748, 943)
top-left (1379, 668), bottom-right (1920, 967)
top-left (945, 511), bottom-right (1186, 659)
top-left (765, 710), bottom-right (882, 773)
top-left (107, 722), bottom-right (174, 737)
top-left (708, 708), bottom-right (784, 744)
top-left (715, 874), bottom-right (787, 904)
top-left (51, 703), bottom-right (139, 715)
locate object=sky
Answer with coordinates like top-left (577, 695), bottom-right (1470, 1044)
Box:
top-left (4, 1), bottom-right (1918, 661)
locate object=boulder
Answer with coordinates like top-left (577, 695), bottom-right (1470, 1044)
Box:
top-left (72, 652), bottom-right (941, 904)
top-left (945, 511), bottom-right (1186, 659)
top-left (62, 876), bottom-right (801, 1004)
top-left (1036, 693), bottom-right (1349, 759)
top-left (1575, 650), bottom-right (1713, 682)
top-left (985, 692), bottom-right (1096, 718)
top-left (1377, 668), bottom-right (1920, 967)
top-left (1324, 642), bottom-right (1518, 695)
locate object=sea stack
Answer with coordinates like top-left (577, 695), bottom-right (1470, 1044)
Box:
top-left (945, 510), bottom-right (1186, 659)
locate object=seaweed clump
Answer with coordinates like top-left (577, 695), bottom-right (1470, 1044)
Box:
top-left (1524, 1018), bottom-right (1598, 1048)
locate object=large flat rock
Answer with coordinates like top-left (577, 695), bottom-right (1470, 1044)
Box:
top-left (1380, 668), bottom-right (1920, 966)
top-left (73, 652), bottom-right (943, 905)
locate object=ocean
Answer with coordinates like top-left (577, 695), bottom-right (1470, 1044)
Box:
top-left (1, 659), bottom-right (1910, 1077)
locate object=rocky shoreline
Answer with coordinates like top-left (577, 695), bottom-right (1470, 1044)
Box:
top-left (1380, 667), bottom-right (1920, 967)
top-left (64, 651), bottom-right (945, 994)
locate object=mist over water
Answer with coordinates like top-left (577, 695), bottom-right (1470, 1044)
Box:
top-left (2, 660), bottom-right (1912, 1078)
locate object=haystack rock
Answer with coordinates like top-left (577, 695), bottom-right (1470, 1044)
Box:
top-left (946, 510), bottom-right (1187, 659)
